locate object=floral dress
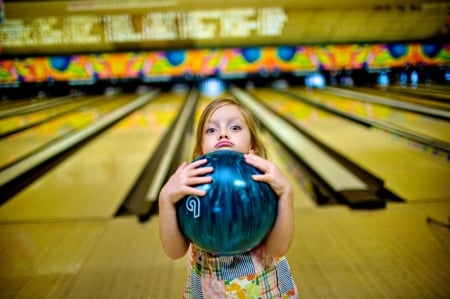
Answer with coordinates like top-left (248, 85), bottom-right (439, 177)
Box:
top-left (183, 244), bottom-right (298, 298)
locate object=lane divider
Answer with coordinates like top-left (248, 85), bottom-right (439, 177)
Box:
top-left (144, 89), bottom-right (199, 202)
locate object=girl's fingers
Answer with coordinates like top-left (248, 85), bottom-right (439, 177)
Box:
top-left (191, 166), bottom-right (213, 176)
top-left (251, 174), bottom-right (266, 182)
top-left (189, 158), bottom-right (208, 169)
top-left (186, 159), bottom-right (213, 176)
top-left (244, 153), bottom-right (269, 173)
top-left (188, 176), bottom-right (213, 186)
top-left (185, 187), bottom-right (207, 197)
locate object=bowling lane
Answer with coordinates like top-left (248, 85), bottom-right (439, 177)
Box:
top-left (0, 95), bottom-right (74, 118)
top-left (0, 96), bottom-right (57, 111)
top-left (195, 94), bottom-right (314, 209)
top-left (291, 87), bottom-right (450, 145)
top-left (0, 91), bottom-right (186, 222)
top-left (0, 94), bottom-right (137, 170)
top-left (418, 83), bottom-right (450, 94)
top-left (389, 85), bottom-right (450, 101)
top-left (345, 86), bottom-right (450, 111)
top-left (0, 98), bottom-right (33, 110)
top-left (0, 95), bottom-right (104, 137)
top-left (250, 88), bottom-right (450, 202)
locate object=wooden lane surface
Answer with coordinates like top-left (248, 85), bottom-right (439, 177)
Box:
top-left (0, 215), bottom-right (194, 299)
top-left (250, 88), bottom-right (450, 202)
top-left (309, 88), bottom-right (450, 144)
top-left (288, 201), bottom-right (450, 299)
top-left (0, 91), bottom-right (186, 222)
top-left (350, 86), bottom-right (450, 111)
top-left (0, 97), bottom-right (61, 111)
top-left (0, 95), bottom-right (102, 137)
top-left (389, 85), bottom-right (450, 101)
top-left (1, 202), bottom-right (448, 298)
top-left (0, 94), bottom-right (136, 169)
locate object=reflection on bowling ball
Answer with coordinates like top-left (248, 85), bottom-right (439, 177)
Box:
top-left (176, 150), bottom-right (278, 255)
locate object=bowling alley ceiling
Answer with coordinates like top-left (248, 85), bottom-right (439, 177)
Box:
top-left (1, 0), bottom-right (449, 55)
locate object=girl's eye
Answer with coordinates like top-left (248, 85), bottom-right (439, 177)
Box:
top-left (205, 127), bottom-right (217, 134)
top-left (230, 125), bottom-right (241, 132)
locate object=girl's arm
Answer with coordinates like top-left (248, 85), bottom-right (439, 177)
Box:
top-left (158, 159), bottom-right (213, 259)
top-left (244, 154), bottom-right (295, 258)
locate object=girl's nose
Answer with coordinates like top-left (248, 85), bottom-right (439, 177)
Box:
top-left (219, 129), bottom-right (229, 139)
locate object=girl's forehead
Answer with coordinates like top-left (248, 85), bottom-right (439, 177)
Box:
top-left (209, 104), bottom-right (242, 119)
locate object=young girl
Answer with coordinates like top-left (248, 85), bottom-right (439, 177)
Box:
top-left (159, 97), bottom-right (298, 298)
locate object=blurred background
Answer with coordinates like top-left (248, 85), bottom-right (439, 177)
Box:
top-left (0, 0), bottom-right (449, 97)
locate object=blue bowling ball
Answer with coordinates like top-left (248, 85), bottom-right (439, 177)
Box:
top-left (176, 150), bottom-right (278, 255)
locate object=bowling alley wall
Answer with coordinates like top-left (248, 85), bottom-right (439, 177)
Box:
top-left (0, 42), bottom-right (449, 88)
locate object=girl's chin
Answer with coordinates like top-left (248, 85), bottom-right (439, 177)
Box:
top-left (215, 148), bottom-right (235, 152)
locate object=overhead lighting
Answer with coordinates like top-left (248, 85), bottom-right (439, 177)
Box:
top-left (67, 0), bottom-right (179, 11)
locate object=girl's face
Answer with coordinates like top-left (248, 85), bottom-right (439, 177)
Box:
top-left (201, 104), bottom-right (254, 155)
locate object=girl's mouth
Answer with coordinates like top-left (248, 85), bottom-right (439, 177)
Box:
top-left (215, 140), bottom-right (233, 148)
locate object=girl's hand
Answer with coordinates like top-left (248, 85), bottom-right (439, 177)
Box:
top-left (244, 153), bottom-right (295, 257)
top-left (244, 154), bottom-right (291, 198)
top-left (159, 159), bottom-right (212, 259)
top-left (160, 159), bottom-right (213, 205)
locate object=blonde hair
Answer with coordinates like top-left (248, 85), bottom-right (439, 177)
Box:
top-left (192, 97), bottom-right (267, 159)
